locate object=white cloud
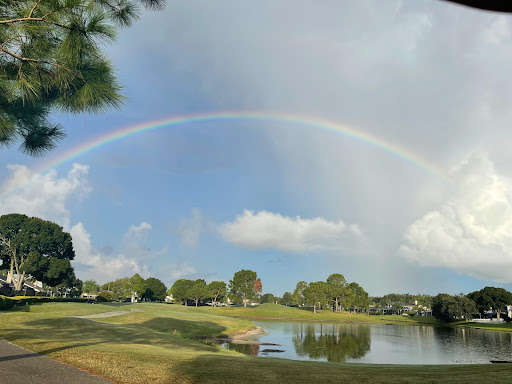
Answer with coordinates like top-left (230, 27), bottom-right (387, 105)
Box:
top-left (400, 153), bottom-right (512, 283)
top-left (71, 222), bottom-right (150, 283)
top-left (0, 163), bottom-right (91, 229)
top-left (170, 208), bottom-right (212, 248)
top-left (483, 16), bottom-right (511, 45)
top-left (218, 209), bottom-right (366, 253)
top-left (121, 221), bottom-right (166, 260)
top-left (0, 164), bottom-right (154, 283)
top-left (159, 261), bottom-right (197, 281)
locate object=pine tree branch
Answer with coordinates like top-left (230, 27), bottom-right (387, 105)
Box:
top-left (0, 17), bottom-right (72, 30)
top-left (27, 0), bottom-right (42, 18)
top-left (0, 46), bottom-right (83, 79)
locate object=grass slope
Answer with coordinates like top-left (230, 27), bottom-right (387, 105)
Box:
top-left (209, 303), bottom-right (441, 324)
top-left (0, 302), bottom-right (511, 383)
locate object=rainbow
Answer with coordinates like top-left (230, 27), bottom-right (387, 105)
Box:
top-left (1, 112), bottom-right (451, 194)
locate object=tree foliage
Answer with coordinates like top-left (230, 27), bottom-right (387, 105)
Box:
top-left (83, 279), bottom-right (99, 295)
top-left (0, 213), bottom-right (76, 291)
top-left (208, 281), bottom-right (227, 307)
top-left (126, 273), bottom-right (146, 302)
top-left (188, 279), bottom-right (208, 307)
top-left (260, 293), bottom-right (276, 304)
top-left (142, 277), bottom-right (167, 301)
top-left (169, 279), bottom-right (194, 305)
top-left (432, 293), bottom-right (478, 322)
top-left (229, 269), bottom-right (260, 308)
top-left (468, 287), bottom-right (512, 320)
top-left (293, 281), bottom-right (307, 306)
top-left (303, 281), bottom-right (329, 314)
top-left (346, 282), bottom-right (369, 312)
top-left (326, 273), bottom-right (347, 312)
top-left (0, 0), bottom-right (165, 155)
top-left (102, 277), bottom-right (129, 301)
top-left (281, 292), bottom-right (293, 306)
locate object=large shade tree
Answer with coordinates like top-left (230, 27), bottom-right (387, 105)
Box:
top-left (208, 281), bottom-right (227, 307)
top-left (188, 279), bottom-right (208, 307)
top-left (169, 279), bottom-right (194, 306)
top-left (83, 279), bottom-right (100, 295)
top-left (468, 287), bottom-right (512, 321)
top-left (303, 281), bottom-right (329, 314)
top-left (326, 273), bottom-right (347, 312)
top-left (0, 0), bottom-right (165, 155)
top-left (101, 277), bottom-right (129, 301)
top-left (432, 293), bottom-right (478, 322)
top-left (142, 277), bottom-right (167, 301)
top-left (293, 281), bottom-right (308, 307)
top-left (229, 269), bottom-right (260, 308)
top-left (126, 273), bottom-right (146, 303)
top-left (0, 213), bottom-right (75, 291)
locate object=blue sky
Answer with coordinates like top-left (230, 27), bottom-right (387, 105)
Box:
top-left (2, 0), bottom-right (512, 296)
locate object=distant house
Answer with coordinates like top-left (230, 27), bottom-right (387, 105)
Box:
top-left (0, 274), bottom-right (45, 297)
top-left (165, 294), bottom-right (174, 303)
top-left (0, 275), bottom-right (15, 296)
top-left (81, 293), bottom-right (98, 299)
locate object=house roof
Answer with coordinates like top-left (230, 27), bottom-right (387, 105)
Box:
top-left (0, 275), bottom-right (13, 287)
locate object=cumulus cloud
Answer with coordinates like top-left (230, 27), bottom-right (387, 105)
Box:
top-left (159, 261), bottom-right (197, 281)
top-left (0, 163), bottom-right (91, 229)
top-left (121, 221), bottom-right (166, 259)
top-left (169, 208), bottom-right (213, 248)
top-left (71, 222), bottom-right (151, 283)
top-left (218, 210), bottom-right (366, 253)
top-left (0, 164), bottom-right (153, 283)
top-left (400, 153), bottom-right (512, 283)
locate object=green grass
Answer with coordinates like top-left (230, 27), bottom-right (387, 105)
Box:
top-left (456, 321), bottom-right (512, 333)
top-left (206, 303), bottom-right (442, 325)
top-left (1, 302), bottom-right (511, 383)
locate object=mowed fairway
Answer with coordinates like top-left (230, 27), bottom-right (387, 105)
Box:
top-left (1, 303), bottom-right (512, 384)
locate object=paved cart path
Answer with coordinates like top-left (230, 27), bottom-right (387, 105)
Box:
top-left (71, 307), bottom-right (143, 319)
top-left (0, 339), bottom-right (114, 384)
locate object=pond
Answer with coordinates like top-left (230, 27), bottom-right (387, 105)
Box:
top-left (218, 321), bottom-right (512, 364)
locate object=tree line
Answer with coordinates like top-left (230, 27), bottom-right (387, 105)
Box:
top-left (84, 274), bottom-right (167, 302)
top-left (432, 287), bottom-right (512, 322)
top-left (289, 274), bottom-right (369, 314)
top-left (168, 269), bottom-right (262, 307)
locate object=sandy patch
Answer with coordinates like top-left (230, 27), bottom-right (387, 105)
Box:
top-left (207, 326), bottom-right (276, 345)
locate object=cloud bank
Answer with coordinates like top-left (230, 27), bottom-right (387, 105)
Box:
top-left (0, 164), bottom-right (152, 283)
top-left (0, 163), bottom-right (91, 229)
top-left (400, 154), bottom-right (512, 283)
top-left (219, 209), bottom-right (366, 253)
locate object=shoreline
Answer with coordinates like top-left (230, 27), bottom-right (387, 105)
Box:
top-left (207, 325), bottom-right (270, 345)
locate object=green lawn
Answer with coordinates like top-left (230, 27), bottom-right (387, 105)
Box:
top-left (1, 302), bottom-right (511, 383)
top-left (207, 303), bottom-right (441, 325)
top-left (455, 321), bottom-right (512, 333)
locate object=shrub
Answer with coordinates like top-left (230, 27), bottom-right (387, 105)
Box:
top-left (96, 290), bottom-right (113, 302)
top-left (0, 296), bottom-right (89, 310)
top-left (0, 295), bottom-right (16, 310)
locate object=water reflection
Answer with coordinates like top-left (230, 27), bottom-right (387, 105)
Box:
top-left (217, 321), bottom-right (512, 364)
top-left (293, 323), bottom-right (371, 362)
top-left (225, 343), bottom-right (260, 355)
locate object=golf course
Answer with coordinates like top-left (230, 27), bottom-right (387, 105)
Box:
top-left (2, 302), bottom-right (512, 383)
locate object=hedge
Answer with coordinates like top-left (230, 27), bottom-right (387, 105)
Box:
top-left (0, 295), bottom-right (89, 310)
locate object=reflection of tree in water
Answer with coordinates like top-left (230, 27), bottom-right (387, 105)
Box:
top-left (293, 323), bottom-right (371, 362)
top-left (225, 343), bottom-right (260, 355)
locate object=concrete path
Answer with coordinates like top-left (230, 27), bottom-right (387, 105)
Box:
top-left (71, 307), bottom-right (143, 319)
top-left (0, 339), bottom-right (114, 384)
